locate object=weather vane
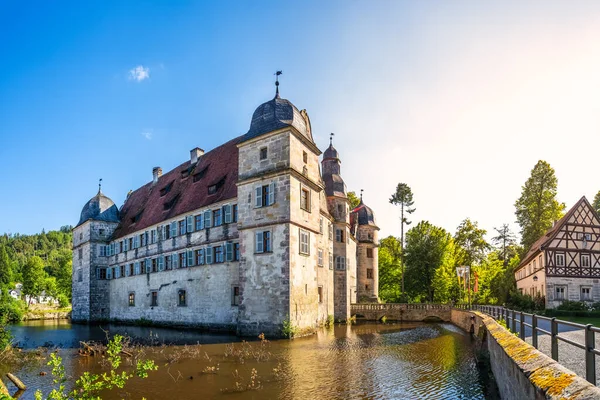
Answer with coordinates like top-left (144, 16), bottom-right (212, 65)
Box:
top-left (330, 132), bottom-right (335, 145)
top-left (275, 70), bottom-right (283, 98)
top-left (99, 178), bottom-right (102, 192)
top-left (360, 189), bottom-right (364, 201)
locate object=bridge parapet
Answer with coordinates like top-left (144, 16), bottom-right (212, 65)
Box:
top-left (351, 303), bottom-right (451, 322)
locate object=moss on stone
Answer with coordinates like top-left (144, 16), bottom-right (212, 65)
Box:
top-left (530, 366), bottom-right (576, 397)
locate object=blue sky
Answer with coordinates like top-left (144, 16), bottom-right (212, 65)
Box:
top-left (2, 1), bottom-right (600, 240)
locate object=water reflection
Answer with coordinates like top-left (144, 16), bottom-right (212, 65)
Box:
top-left (6, 321), bottom-right (497, 400)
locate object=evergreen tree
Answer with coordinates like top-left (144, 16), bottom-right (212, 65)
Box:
top-left (0, 244), bottom-right (11, 288)
top-left (593, 190), bottom-right (600, 215)
top-left (389, 183), bottom-right (415, 295)
top-left (514, 160), bottom-right (565, 253)
top-left (491, 224), bottom-right (518, 266)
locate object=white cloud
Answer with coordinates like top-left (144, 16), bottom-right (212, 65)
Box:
top-left (141, 131), bottom-right (152, 140)
top-left (129, 65), bottom-right (150, 82)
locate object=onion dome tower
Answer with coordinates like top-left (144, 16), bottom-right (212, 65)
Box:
top-left (351, 191), bottom-right (379, 302)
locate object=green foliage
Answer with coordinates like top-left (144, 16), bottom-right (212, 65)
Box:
top-left (0, 244), bottom-right (12, 288)
top-left (35, 334), bottom-right (157, 400)
top-left (325, 314), bottom-right (334, 328)
top-left (454, 218), bottom-right (490, 267)
top-left (472, 252), bottom-right (504, 305)
top-left (22, 256), bottom-right (47, 303)
top-left (281, 316), bottom-right (298, 338)
top-left (404, 221), bottom-right (454, 302)
top-left (489, 253), bottom-right (520, 305)
top-left (347, 191), bottom-right (361, 210)
top-left (378, 236), bottom-right (403, 302)
top-left (0, 314), bottom-right (12, 350)
top-left (0, 228), bottom-right (73, 302)
top-left (505, 291), bottom-right (545, 312)
top-left (556, 300), bottom-right (588, 311)
top-left (491, 224), bottom-right (518, 266)
top-left (496, 318), bottom-right (518, 337)
top-left (57, 294), bottom-right (69, 308)
top-left (389, 182), bottom-right (416, 295)
top-left (514, 160), bottom-right (566, 253)
top-left (593, 191), bottom-right (600, 215)
top-left (380, 316), bottom-right (387, 324)
top-left (0, 296), bottom-right (25, 323)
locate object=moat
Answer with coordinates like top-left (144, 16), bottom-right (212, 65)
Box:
top-left (4, 320), bottom-right (498, 399)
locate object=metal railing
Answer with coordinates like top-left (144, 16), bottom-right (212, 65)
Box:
top-left (457, 304), bottom-right (600, 385)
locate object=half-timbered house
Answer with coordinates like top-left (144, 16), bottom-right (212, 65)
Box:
top-left (515, 196), bottom-right (600, 308)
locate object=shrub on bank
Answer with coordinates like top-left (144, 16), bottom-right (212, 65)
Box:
top-left (0, 296), bottom-right (26, 323)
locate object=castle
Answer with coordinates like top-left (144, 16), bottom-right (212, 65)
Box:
top-left (72, 86), bottom-right (379, 336)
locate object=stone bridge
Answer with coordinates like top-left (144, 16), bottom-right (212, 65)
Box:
top-left (351, 303), bottom-right (451, 322)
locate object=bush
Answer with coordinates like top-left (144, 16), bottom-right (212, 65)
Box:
top-left (505, 291), bottom-right (545, 313)
top-left (281, 316), bottom-right (298, 339)
top-left (56, 294), bottom-right (69, 308)
top-left (0, 315), bottom-right (12, 350)
top-left (556, 300), bottom-right (588, 311)
top-left (0, 296), bottom-right (26, 323)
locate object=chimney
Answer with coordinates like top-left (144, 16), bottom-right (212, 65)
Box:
top-left (152, 167), bottom-right (162, 184)
top-left (190, 147), bottom-right (205, 164)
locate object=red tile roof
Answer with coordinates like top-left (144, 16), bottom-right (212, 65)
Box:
top-left (111, 135), bottom-right (242, 240)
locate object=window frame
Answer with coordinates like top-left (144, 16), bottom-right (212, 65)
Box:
top-left (555, 252), bottom-right (566, 267)
top-left (255, 230), bottom-right (272, 253)
top-left (178, 289), bottom-right (187, 307)
top-left (582, 253), bottom-right (591, 268)
top-left (232, 286), bottom-right (240, 306)
top-left (150, 291), bottom-right (158, 307)
top-left (128, 292), bottom-right (135, 307)
top-left (300, 187), bottom-right (311, 212)
top-left (299, 229), bottom-right (310, 255)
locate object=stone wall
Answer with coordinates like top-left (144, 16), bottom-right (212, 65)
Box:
top-left (352, 303), bottom-right (451, 321)
top-left (546, 276), bottom-right (600, 309)
top-left (110, 262), bottom-right (238, 330)
top-left (451, 309), bottom-right (600, 400)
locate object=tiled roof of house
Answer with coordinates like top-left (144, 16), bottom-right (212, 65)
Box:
top-left (351, 200), bottom-right (378, 229)
top-left (518, 196), bottom-right (586, 268)
top-left (111, 135), bottom-right (243, 240)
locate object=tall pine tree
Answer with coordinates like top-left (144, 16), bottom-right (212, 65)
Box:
top-left (593, 190), bottom-right (600, 215)
top-left (514, 160), bottom-right (565, 253)
top-left (389, 183), bottom-right (415, 295)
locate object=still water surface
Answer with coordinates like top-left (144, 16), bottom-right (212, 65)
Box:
top-left (6, 320), bottom-right (497, 400)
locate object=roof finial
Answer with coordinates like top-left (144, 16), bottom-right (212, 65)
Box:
top-left (330, 132), bottom-right (335, 146)
top-left (274, 70), bottom-right (282, 98)
top-left (98, 178), bottom-right (103, 193)
top-left (360, 189), bottom-right (364, 202)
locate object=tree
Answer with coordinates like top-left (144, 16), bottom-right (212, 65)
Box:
top-left (491, 224), bottom-right (518, 266)
top-left (389, 183), bottom-right (415, 295)
top-left (404, 221), bottom-right (453, 302)
top-left (22, 256), bottom-right (46, 304)
top-left (454, 218), bottom-right (490, 267)
top-left (378, 236), bottom-right (403, 302)
top-left (0, 244), bottom-right (11, 288)
top-left (347, 191), bottom-right (361, 210)
top-left (515, 160), bottom-right (565, 252)
top-left (593, 191), bottom-right (600, 215)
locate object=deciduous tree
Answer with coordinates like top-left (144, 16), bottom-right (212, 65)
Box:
top-left (514, 160), bottom-right (565, 253)
top-left (454, 218), bottom-right (490, 267)
top-left (378, 236), bottom-right (403, 302)
top-left (593, 190), bottom-right (600, 215)
top-left (0, 244), bottom-right (11, 288)
top-left (22, 256), bottom-right (46, 304)
top-left (347, 191), bottom-right (361, 210)
top-left (404, 221), bottom-right (453, 302)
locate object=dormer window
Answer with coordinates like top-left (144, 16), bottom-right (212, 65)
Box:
top-left (163, 194), bottom-right (179, 211)
top-left (160, 181), bottom-right (174, 197)
top-left (193, 166), bottom-right (208, 183)
top-left (260, 147), bottom-right (268, 160)
top-left (208, 176), bottom-right (226, 195)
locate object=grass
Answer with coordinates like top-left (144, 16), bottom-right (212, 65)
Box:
top-left (554, 315), bottom-right (600, 327)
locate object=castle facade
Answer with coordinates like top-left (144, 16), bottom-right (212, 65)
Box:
top-left (72, 90), bottom-right (379, 336)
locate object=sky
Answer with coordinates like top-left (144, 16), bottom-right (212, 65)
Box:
top-left (1, 1), bottom-right (600, 242)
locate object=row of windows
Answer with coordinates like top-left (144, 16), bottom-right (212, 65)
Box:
top-left (554, 285), bottom-right (593, 301)
top-left (101, 204), bottom-right (238, 256)
top-left (129, 287), bottom-right (240, 307)
top-left (517, 253), bottom-right (600, 280)
top-left (97, 242), bottom-right (240, 280)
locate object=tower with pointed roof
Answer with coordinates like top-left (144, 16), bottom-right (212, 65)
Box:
top-left (322, 139), bottom-right (358, 320)
top-left (235, 78), bottom-right (335, 335)
top-left (72, 188), bottom-right (120, 322)
top-left (351, 193), bottom-right (379, 302)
